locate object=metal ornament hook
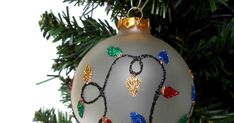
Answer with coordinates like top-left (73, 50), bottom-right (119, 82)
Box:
top-left (127, 7), bottom-right (143, 18)
top-left (131, 0), bottom-right (142, 8)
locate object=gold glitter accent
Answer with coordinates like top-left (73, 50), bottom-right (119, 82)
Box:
top-left (83, 64), bottom-right (92, 83)
top-left (118, 17), bottom-right (150, 30)
top-left (126, 74), bottom-right (142, 97)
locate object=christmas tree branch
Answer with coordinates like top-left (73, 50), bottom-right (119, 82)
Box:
top-left (33, 108), bottom-right (73, 123)
top-left (39, 6), bottom-right (116, 76)
top-left (38, 6), bottom-right (116, 109)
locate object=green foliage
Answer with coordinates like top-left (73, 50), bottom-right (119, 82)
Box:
top-left (58, 76), bottom-right (72, 109)
top-left (39, 7), bottom-right (116, 76)
top-left (38, 6), bottom-right (116, 117)
top-left (33, 108), bottom-right (72, 123)
top-left (193, 104), bottom-right (234, 123)
top-left (37, 0), bottom-right (234, 122)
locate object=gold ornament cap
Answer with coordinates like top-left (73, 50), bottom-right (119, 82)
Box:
top-left (117, 17), bottom-right (150, 30)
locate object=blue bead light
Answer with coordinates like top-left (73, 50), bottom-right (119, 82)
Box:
top-left (130, 112), bottom-right (146, 123)
top-left (158, 50), bottom-right (169, 64)
top-left (192, 84), bottom-right (196, 102)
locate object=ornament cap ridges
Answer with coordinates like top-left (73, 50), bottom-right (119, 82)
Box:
top-left (118, 17), bottom-right (150, 30)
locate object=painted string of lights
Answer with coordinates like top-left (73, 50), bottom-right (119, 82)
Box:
top-left (74, 46), bottom-right (196, 123)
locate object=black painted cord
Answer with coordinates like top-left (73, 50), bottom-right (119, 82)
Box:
top-left (79, 54), bottom-right (166, 123)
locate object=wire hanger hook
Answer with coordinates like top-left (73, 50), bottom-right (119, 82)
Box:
top-left (127, 7), bottom-right (143, 18)
top-left (128, 0), bottom-right (143, 18)
top-left (131, 0), bottom-right (142, 8)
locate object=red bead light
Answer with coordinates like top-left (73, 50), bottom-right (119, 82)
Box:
top-left (161, 86), bottom-right (179, 99)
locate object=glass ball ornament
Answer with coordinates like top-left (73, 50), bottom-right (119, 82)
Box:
top-left (71, 17), bottom-right (195, 123)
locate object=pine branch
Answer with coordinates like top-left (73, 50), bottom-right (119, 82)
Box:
top-left (61, 0), bottom-right (233, 22)
top-left (39, 7), bottom-right (116, 76)
top-left (33, 108), bottom-right (73, 123)
top-left (38, 6), bottom-right (116, 107)
top-left (192, 107), bottom-right (234, 123)
top-left (59, 76), bottom-right (72, 109)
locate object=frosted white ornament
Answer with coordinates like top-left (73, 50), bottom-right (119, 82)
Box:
top-left (71, 17), bottom-right (194, 123)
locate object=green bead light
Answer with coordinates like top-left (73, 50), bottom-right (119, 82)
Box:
top-left (77, 100), bottom-right (85, 118)
top-left (178, 114), bottom-right (188, 123)
top-left (107, 46), bottom-right (123, 57)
